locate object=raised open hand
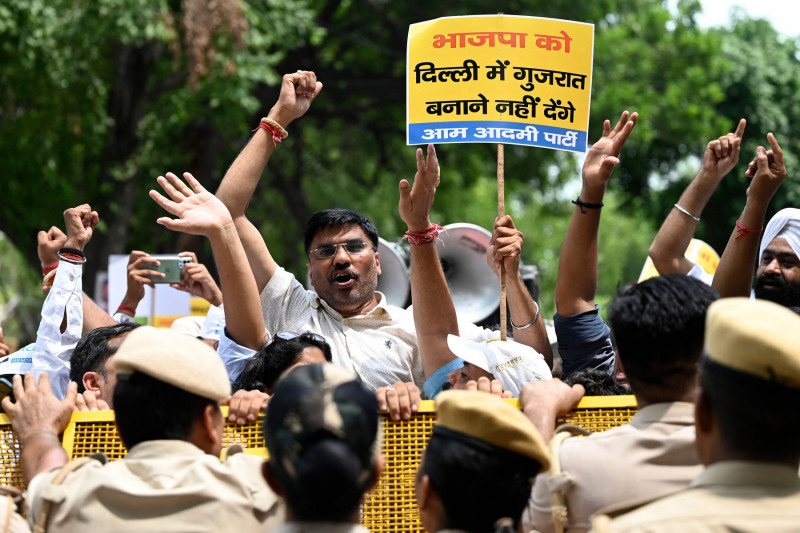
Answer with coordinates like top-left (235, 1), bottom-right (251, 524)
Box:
top-left (581, 111), bottom-right (638, 189)
top-left (399, 144), bottom-right (440, 233)
top-left (149, 172), bottom-right (233, 237)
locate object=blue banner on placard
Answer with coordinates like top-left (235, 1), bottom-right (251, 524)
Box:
top-left (408, 121), bottom-right (586, 152)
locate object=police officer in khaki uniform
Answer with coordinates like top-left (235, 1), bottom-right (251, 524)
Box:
top-left (415, 391), bottom-right (550, 533)
top-left (594, 297), bottom-right (800, 532)
top-left (263, 363), bottom-right (382, 533)
top-left (521, 274), bottom-right (718, 533)
top-left (2, 326), bottom-right (282, 532)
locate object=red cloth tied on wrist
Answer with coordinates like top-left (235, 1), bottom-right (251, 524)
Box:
top-left (42, 261), bottom-right (59, 276)
top-left (735, 219), bottom-right (764, 240)
top-left (252, 118), bottom-right (288, 146)
top-left (116, 304), bottom-right (137, 316)
top-left (253, 121), bottom-right (283, 145)
top-left (403, 224), bottom-right (444, 245)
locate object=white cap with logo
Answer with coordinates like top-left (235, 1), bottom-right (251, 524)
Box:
top-left (446, 334), bottom-right (552, 396)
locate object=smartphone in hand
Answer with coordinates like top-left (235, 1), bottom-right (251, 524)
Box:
top-left (144, 255), bottom-right (194, 284)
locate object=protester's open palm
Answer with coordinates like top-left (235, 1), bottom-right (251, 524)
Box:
top-left (399, 144), bottom-right (439, 232)
top-left (582, 111), bottom-right (638, 188)
top-left (150, 172), bottom-right (233, 236)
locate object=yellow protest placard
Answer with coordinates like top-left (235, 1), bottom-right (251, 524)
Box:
top-left (638, 238), bottom-right (720, 282)
top-left (407, 14), bottom-right (594, 152)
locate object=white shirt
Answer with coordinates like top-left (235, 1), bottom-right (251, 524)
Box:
top-left (261, 268), bottom-right (495, 392)
top-left (217, 327), bottom-right (257, 384)
top-left (687, 263), bottom-right (714, 286)
top-left (32, 260), bottom-right (83, 399)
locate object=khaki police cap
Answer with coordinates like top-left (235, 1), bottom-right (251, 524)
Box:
top-left (435, 390), bottom-right (549, 471)
top-left (114, 326), bottom-right (231, 401)
top-left (705, 298), bottom-right (800, 389)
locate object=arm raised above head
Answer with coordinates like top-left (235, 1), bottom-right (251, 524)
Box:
top-left (713, 132), bottom-right (787, 298)
top-left (216, 71), bottom-right (323, 292)
top-left (650, 119), bottom-right (745, 276)
top-left (151, 172), bottom-right (267, 350)
top-left (399, 145), bottom-right (460, 382)
top-left (555, 111), bottom-right (637, 317)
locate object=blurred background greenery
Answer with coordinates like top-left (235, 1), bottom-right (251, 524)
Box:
top-left (1, 0), bottom-right (798, 347)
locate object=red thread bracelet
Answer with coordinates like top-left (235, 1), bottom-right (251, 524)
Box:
top-left (735, 220), bottom-right (764, 240)
top-left (403, 224), bottom-right (444, 245)
top-left (252, 121), bottom-right (283, 145)
top-left (42, 261), bottom-right (59, 276)
top-left (116, 304), bottom-right (137, 315)
top-left (252, 118), bottom-right (288, 146)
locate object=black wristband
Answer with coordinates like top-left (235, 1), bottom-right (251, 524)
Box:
top-left (572, 197), bottom-right (604, 214)
top-left (59, 247), bottom-right (86, 258)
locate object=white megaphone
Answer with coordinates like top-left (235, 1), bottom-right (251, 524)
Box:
top-left (434, 223), bottom-right (500, 324)
top-left (305, 237), bottom-right (411, 308)
top-left (376, 238), bottom-right (411, 308)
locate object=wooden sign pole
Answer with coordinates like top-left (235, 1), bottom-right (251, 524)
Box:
top-left (498, 143), bottom-right (507, 341)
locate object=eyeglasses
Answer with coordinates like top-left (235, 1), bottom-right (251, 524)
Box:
top-left (309, 239), bottom-right (371, 260)
top-left (270, 331), bottom-right (327, 345)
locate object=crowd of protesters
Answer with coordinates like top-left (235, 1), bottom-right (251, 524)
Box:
top-left (0, 69), bottom-right (798, 533)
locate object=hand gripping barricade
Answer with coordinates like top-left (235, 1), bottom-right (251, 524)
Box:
top-left (0, 396), bottom-right (637, 533)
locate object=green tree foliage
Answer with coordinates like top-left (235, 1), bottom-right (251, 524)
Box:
top-left (1, 0), bottom-right (799, 339)
top-left (0, 0), bottom-right (320, 290)
top-left (668, 13), bottom-right (800, 249)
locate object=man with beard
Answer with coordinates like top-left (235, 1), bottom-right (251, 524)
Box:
top-left (752, 208), bottom-right (800, 309)
top-left (710, 132), bottom-right (796, 304)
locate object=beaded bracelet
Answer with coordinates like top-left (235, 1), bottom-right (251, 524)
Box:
top-left (252, 118), bottom-right (289, 146)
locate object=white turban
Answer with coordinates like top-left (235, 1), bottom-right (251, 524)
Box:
top-left (760, 208), bottom-right (800, 262)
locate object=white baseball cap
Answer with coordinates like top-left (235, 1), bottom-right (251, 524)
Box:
top-left (199, 304), bottom-right (226, 341)
top-left (446, 334), bottom-right (552, 396)
top-left (0, 344), bottom-right (35, 375)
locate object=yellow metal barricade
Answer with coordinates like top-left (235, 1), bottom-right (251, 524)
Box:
top-left (1, 394), bottom-right (639, 533)
top-left (0, 414), bottom-right (22, 488)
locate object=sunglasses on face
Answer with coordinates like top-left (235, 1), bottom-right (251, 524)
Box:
top-left (309, 239), bottom-right (371, 260)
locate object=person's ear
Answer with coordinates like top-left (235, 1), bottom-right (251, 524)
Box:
top-left (374, 250), bottom-right (381, 276)
top-left (366, 453), bottom-right (386, 492)
top-left (695, 387), bottom-right (713, 434)
top-left (263, 460), bottom-right (285, 497)
top-left (203, 404), bottom-right (223, 448)
top-left (417, 473), bottom-right (432, 510)
top-left (82, 372), bottom-right (102, 393)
